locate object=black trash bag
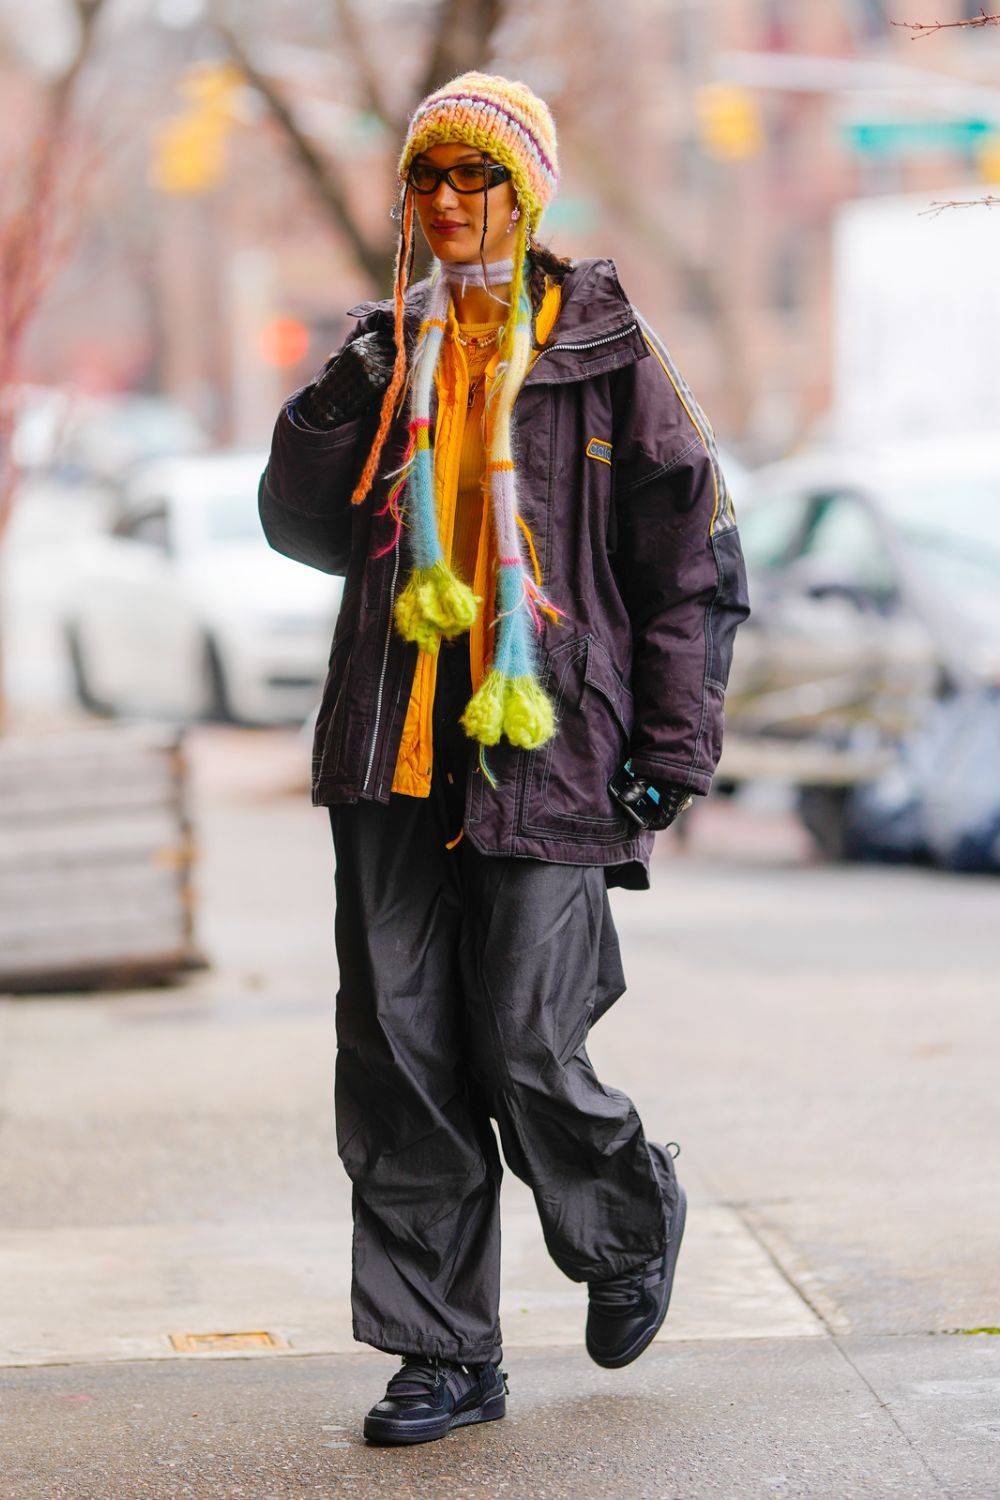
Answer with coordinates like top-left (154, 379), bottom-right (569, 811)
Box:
top-left (843, 688), bottom-right (1000, 873)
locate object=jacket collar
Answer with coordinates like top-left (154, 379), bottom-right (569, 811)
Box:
top-left (345, 256), bottom-right (646, 387)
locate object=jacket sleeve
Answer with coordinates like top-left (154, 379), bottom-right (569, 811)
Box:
top-left (610, 313), bottom-right (751, 796)
top-left (257, 317), bottom-right (385, 577)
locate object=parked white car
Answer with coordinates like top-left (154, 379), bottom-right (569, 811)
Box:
top-left (63, 451), bottom-right (342, 726)
top-left (733, 433), bottom-right (1000, 717)
top-left (12, 386), bottom-right (208, 482)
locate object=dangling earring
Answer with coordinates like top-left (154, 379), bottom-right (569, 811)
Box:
top-left (506, 205), bottom-right (521, 234)
top-left (390, 190), bottom-right (404, 222)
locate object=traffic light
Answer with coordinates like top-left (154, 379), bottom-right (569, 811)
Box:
top-left (151, 62), bottom-right (244, 196)
top-left (178, 62), bottom-right (244, 118)
top-left (152, 113), bottom-right (227, 195)
top-left (695, 84), bottom-right (764, 162)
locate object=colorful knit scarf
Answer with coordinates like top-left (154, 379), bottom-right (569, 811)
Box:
top-left (346, 72), bottom-right (566, 786)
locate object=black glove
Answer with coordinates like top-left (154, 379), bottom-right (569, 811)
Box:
top-left (614, 767), bottom-right (696, 832)
top-left (292, 329), bottom-right (396, 431)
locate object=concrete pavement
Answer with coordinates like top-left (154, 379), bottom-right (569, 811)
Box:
top-left (7, 1339), bottom-right (1000, 1499)
top-left (1, 728), bottom-right (999, 1497)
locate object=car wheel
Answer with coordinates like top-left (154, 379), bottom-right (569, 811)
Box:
top-left (64, 622), bottom-right (115, 717)
top-left (796, 785), bottom-right (850, 861)
top-left (199, 634), bottom-right (235, 724)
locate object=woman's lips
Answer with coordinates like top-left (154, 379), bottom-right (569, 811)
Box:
top-left (431, 222), bottom-right (465, 236)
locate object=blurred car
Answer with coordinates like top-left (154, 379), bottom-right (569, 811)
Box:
top-left (721, 433), bottom-right (1000, 850)
top-left (62, 450), bottom-right (342, 726)
top-left (12, 387), bottom-right (208, 483)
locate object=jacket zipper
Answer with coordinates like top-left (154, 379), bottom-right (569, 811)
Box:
top-left (362, 540), bottom-right (401, 794)
top-left (536, 321), bottom-right (638, 356)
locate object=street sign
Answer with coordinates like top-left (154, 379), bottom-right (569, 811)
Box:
top-left (842, 119), bottom-right (998, 158)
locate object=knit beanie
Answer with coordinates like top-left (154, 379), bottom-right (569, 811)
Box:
top-left (349, 73), bottom-right (564, 787)
top-left (399, 72), bottom-right (559, 236)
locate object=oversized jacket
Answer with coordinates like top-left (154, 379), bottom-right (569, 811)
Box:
top-left (259, 257), bottom-right (751, 890)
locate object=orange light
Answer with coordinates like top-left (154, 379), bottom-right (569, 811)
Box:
top-left (260, 317), bottom-right (310, 368)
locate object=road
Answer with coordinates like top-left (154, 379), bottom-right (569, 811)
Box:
top-left (2, 728), bottom-right (999, 1498)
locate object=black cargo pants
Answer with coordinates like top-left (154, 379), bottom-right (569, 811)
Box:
top-left (328, 635), bottom-right (668, 1364)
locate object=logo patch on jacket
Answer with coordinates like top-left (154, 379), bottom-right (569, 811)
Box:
top-left (586, 436), bottom-right (613, 466)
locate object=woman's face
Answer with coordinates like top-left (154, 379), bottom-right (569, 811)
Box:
top-left (408, 141), bottom-right (519, 265)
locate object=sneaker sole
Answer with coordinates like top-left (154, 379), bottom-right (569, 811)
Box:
top-left (363, 1391), bottom-right (506, 1446)
top-left (587, 1183), bottom-right (688, 1370)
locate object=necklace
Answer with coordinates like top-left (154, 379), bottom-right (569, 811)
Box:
top-left (456, 325), bottom-right (500, 349)
top-left (461, 331), bottom-right (497, 409)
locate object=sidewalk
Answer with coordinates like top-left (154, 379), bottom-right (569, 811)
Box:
top-left (1, 728), bottom-right (998, 1498)
top-left (7, 1338), bottom-right (998, 1499)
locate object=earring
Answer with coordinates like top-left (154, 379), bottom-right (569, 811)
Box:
top-left (506, 205), bottom-right (521, 234)
top-left (390, 192), bottom-right (404, 222)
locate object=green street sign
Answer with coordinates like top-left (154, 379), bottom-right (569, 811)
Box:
top-left (842, 119), bottom-right (998, 157)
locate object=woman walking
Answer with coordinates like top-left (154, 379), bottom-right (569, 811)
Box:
top-left (259, 72), bottom-right (751, 1446)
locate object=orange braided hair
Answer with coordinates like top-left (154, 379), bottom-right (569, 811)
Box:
top-left (349, 185), bottom-right (416, 507)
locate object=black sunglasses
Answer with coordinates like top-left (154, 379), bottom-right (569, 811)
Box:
top-left (406, 157), bottom-right (512, 195)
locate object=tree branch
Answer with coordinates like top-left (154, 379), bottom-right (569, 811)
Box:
top-left (416, 0), bottom-right (502, 103)
top-left (0, 0), bottom-right (110, 722)
top-left (919, 193), bottom-right (1000, 215)
top-left (213, 17), bottom-right (390, 285)
top-left (331, 0), bottom-right (398, 133)
top-left (891, 9), bottom-right (1000, 39)
top-left (212, 0), bottom-right (503, 294)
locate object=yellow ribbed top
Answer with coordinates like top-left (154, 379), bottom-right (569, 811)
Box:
top-left (450, 319), bottom-right (501, 589)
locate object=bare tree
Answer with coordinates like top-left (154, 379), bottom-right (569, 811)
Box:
top-left (0, 0), bottom-right (108, 726)
top-left (213, 0), bottom-right (503, 290)
top-left (891, 7), bottom-right (1000, 213)
top-left (0, 0), bottom-right (108, 538)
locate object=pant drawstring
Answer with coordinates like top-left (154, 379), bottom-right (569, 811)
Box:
top-left (444, 826), bottom-right (465, 850)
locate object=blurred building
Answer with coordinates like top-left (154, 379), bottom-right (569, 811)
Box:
top-left (6, 0), bottom-right (1000, 461)
top-left (614, 0), bottom-right (1000, 453)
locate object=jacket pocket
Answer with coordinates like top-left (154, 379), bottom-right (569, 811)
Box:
top-left (518, 634), bottom-right (635, 844)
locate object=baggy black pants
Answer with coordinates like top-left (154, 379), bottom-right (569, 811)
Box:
top-left (328, 636), bottom-right (668, 1364)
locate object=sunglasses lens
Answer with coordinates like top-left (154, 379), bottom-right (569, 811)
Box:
top-left (408, 162), bottom-right (438, 191)
top-left (449, 165), bottom-right (488, 191)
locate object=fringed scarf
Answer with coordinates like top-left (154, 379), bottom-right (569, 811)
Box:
top-left (348, 210), bottom-right (567, 787)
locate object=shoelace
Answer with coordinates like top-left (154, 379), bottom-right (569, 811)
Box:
top-left (588, 1264), bottom-right (648, 1312)
top-left (385, 1355), bottom-right (451, 1400)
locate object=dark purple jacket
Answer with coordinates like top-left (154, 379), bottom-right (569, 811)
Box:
top-left (259, 257), bottom-right (751, 889)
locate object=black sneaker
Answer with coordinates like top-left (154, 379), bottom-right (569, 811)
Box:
top-left (362, 1355), bottom-right (507, 1446)
top-left (585, 1141), bottom-right (687, 1369)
